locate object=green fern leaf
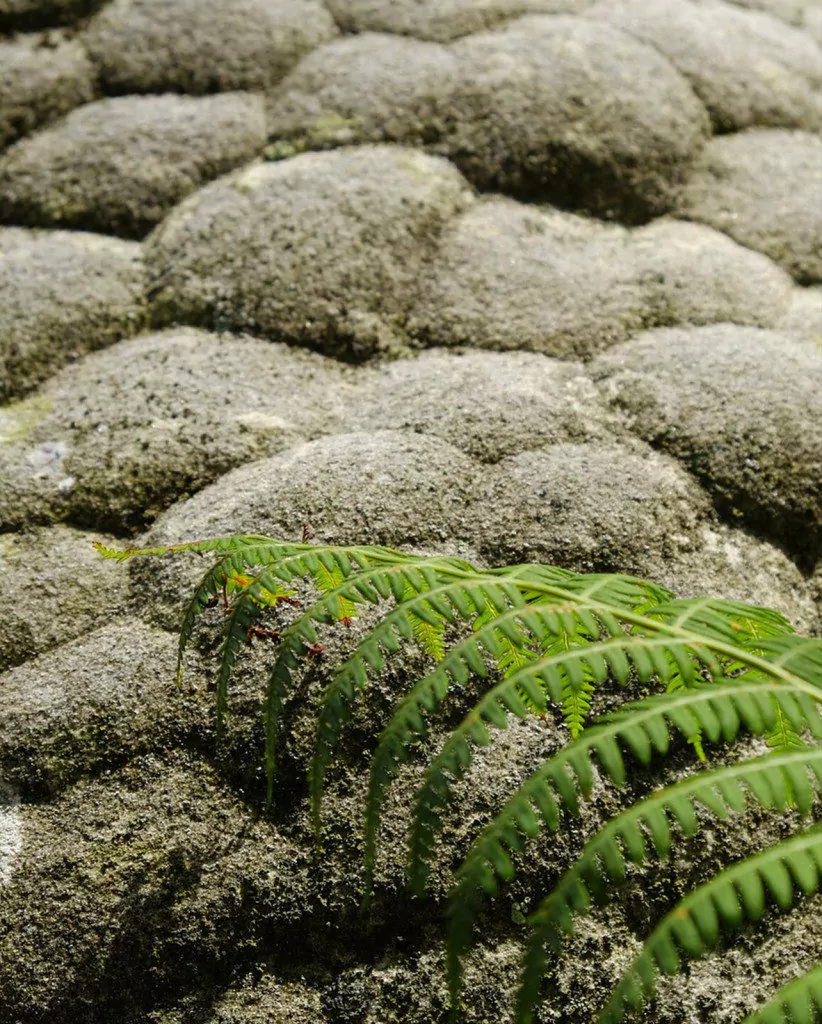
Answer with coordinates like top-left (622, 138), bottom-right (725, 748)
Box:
top-left (741, 964), bottom-right (822, 1024)
top-left (516, 745), bottom-right (822, 1024)
top-left (442, 680), bottom-right (822, 1008)
top-left (599, 825), bottom-right (822, 1024)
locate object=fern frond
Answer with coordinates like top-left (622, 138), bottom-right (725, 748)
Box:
top-left (599, 825), bottom-right (822, 1024)
top-left (261, 555), bottom-right (465, 804)
top-left (442, 680), bottom-right (822, 1006)
top-left (92, 533), bottom-right (283, 563)
top-left (412, 638), bottom-right (726, 895)
top-left (742, 965), bottom-right (822, 1024)
top-left (312, 570), bottom-right (533, 834)
top-left (516, 746), bottom-right (822, 1024)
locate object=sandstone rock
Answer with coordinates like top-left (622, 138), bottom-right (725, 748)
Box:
top-left (146, 147), bottom-right (471, 357)
top-left (725, 0), bottom-right (809, 22)
top-left (588, 0), bottom-right (822, 132)
top-left (0, 32), bottom-right (94, 150)
top-left (0, 228), bottom-right (147, 401)
top-left (141, 429), bottom-right (480, 555)
top-left (0, 621), bottom-right (196, 794)
top-left (472, 438), bottom-right (714, 572)
top-left (131, 430), bottom-right (482, 624)
top-left (353, 349), bottom-right (623, 461)
top-left (0, 328), bottom-right (354, 531)
top-left (776, 286), bottom-right (822, 342)
top-left (0, 93), bottom-right (267, 239)
top-left (84, 0), bottom-right (337, 95)
top-left (409, 200), bottom-right (791, 357)
top-left (0, 753), bottom-right (273, 1020)
top-left (269, 17), bottom-right (709, 222)
top-left (0, 526), bottom-right (131, 672)
top-left (209, 974), bottom-right (326, 1023)
top-left (592, 325), bottom-right (822, 565)
top-left (645, 523), bottom-right (819, 635)
top-left (325, 0), bottom-right (594, 41)
top-left (678, 129), bottom-right (822, 284)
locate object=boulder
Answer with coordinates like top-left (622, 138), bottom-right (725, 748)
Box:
top-left (269, 17), bottom-right (710, 221)
top-left (0, 227), bottom-right (146, 401)
top-left (0, 32), bottom-right (94, 150)
top-left (678, 129), bottom-right (822, 284)
top-left (0, 93), bottom-right (267, 239)
top-left (83, 0), bottom-right (337, 95)
top-left (409, 200), bottom-right (791, 357)
top-left (472, 438), bottom-right (714, 572)
top-left (0, 328), bottom-right (355, 532)
top-left (0, 525), bottom-right (131, 672)
top-left (593, 324), bottom-right (822, 565)
top-left (325, 0), bottom-right (594, 41)
top-left (587, 0), bottom-right (822, 132)
top-left (352, 348), bottom-right (623, 462)
top-left (145, 146), bottom-right (471, 357)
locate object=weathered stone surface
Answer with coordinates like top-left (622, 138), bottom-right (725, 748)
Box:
top-left (776, 286), bottom-right (822, 342)
top-left (353, 349), bottom-right (623, 461)
top-left (409, 200), bottom-right (791, 357)
top-left (142, 429), bottom-right (480, 553)
top-left (473, 438), bottom-right (714, 572)
top-left (588, 0), bottom-right (822, 132)
top-left (0, 753), bottom-right (270, 1021)
top-left (84, 0), bottom-right (337, 95)
top-left (269, 17), bottom-right (709, 221)
top-left (0, 621), bottom-right (195, 794)
top-left (645, 523), bottom-right (819, 635)
top-left (208, 974), bottom-right (326, 1023)
top-left (0, 93), bottom-right (267, 239)
top-left (593, 325), bottom-right (822, 565)
top-left (0, 328), bottom-right (354, 532)
top-left (0, 526), bottom-right (131, 672)
top-left (132, 430), bottom-right (482, 624)
top-left (0, 33), bottom-right (94, 150)
top-left (0, 0), bottom-right (103, 30)
top-left (725, 0), bottom-right (809, 22)
top-left (325, 0), bottom-right (593, 40)
top-left (146, 147), bottom-right (471, 357)
top-left (679, 129), bottom-right (822, 284)
top-left (0, 228), bottom-right (146, 401)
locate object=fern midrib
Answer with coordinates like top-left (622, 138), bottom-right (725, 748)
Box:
top-left (435, 567), bottom-right (822, 703)
top-left (534, 745), bottom-right (822, 928)
top-left (453, 677), bottom-right (814, 883)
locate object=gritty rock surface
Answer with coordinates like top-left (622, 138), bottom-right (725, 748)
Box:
top-left (0, 93), bottom-right (268, 238)
top-left (1, 4), bottom-right (820, 1023)
top-left (269, 17), bottom-right (710, 221)
top-left (0, 33), bottom-right (94, 150)
top-left (0, 328), bottom-right (355, 532)
top-left (0, 753), bottom-right (262, 1021)
top-left (84, 0), bottom-right (338, 95)
top-left (0, 526), bottom-right (131, 672)
top-left (325, 0), bottom-right (595, 41)
top-left (593, 324), bottom-right (822, 565)
top-left (146, 147), bottom-right (472, 357)
top-left (678, 129), bottom-right (822, 283)
top-left (777, 286), bottom-right (822, 342)
top-left (0, 228), bottom-right (147, 400)
top-left (0, 621), bottom-right (195, 793)
top-left (409, 200), bottom-right (791, 357)
top-left (473, 438), bottom-right (714, 571)
top-left (144, 430), bottom-right (481, 553)
top-left (353, 348), bottom-right (623, 461)
top-left (587, 0), bottom-right (822, 132)
top-left (644, 523), bottom-right (819, 634)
